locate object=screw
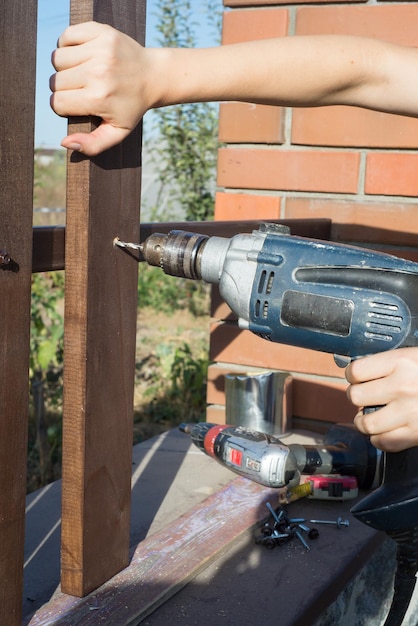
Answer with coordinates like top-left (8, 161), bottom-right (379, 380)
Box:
top-left (0, 249), bottom-right (10, 267)
top-left (263, 537), bottom-right (276, 550)
top-left (271, 530), bottom-right (290, 540)
top-left (261, 524), bottom-right (272, 536)
top-left (309, 517), bottom-right (349, 529)
top-left (295, 529), bottom-right (310, 550)
top-left (266, 502), bottom-right (285, 525)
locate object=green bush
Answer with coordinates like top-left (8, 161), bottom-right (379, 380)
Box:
top-left (134, 339), bottom-right (210, 440)
top-left (30, 272), bottom-right (64, 383)
top-left (143, 0), bottom-right (221, 223)
top-left (28, 272), bottom-right (65, 491)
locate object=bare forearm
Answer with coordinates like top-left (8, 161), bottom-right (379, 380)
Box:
top-left (149, 34), bottom-right (418, 118)
top-left (51, 22), bottom-right (418, 154)
top-left (150, 36), bottom-right (382, 109)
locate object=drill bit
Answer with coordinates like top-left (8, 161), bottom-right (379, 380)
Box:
top-left (113, 238), bottom-right (143, 252)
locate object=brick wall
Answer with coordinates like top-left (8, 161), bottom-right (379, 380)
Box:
top-left (207, 0), bottom-right (418, 431)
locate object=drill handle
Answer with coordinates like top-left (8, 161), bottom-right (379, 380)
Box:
top-left (363, 405), bottom-right (384, 414)
top-left (351, 405), bottom-right (418, 531)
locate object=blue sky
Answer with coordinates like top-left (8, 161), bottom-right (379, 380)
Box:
top-left (35, 0), bottom-right (220, 148)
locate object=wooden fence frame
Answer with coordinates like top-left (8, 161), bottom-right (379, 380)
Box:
top-left (1, 2), bottom-right (332, 623)
top-left (1, 1), bottom-right (145, 623)
top-left (1, 2), bottom-right (38, 623)
top-left (61, 0), bottom-right (145, 598)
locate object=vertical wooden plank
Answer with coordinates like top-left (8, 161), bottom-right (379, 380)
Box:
top-left (61, 0), bottom-right (145, 596)
top-left (0, 1), bottom-right (37, 623)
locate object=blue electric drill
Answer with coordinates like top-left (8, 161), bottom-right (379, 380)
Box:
top-left (138, 223), bottom-right (418, 625)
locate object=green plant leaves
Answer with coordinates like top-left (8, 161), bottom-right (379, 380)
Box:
top-left (144, 0), bottom-right (221, 223)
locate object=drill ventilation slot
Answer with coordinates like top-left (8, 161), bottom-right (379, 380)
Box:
top-left (257, 270), bottom-right (275, 294)
top-left (365, 301), bottom-right (403, 341)
top-left (255, 299), bottom-right (269, 319)
top-left (255, 270), bottom-right (275, 320)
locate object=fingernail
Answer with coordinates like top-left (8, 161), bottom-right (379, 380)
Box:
top-left (66, 142), bottom-right (82, 151)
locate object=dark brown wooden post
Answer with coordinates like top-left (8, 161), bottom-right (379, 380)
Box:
top-left (0, 1), bottom-right (38, 623)
top-left (61, 0), bottom-right (145, 596)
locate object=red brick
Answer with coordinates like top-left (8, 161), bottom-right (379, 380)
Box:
top-left (206, 405), bottom-right (226, 425)
top-left (209, 321), bottom-right (345, 378)
top-left (365, 153), bottom-right (418, 197)
top-left (217, 147), bottom-right (360, 193)
top-left (285, 197), bottom-right (418, 245)
top-left (206, 363), bottom-right (240, 406)
top-left (219, 102), bottom-right (285, 144)
top-left (211, 295), bottom-right (235, 322)
top-left (224, 0), bottom-right (353, 6)
top-left (292, 378), bottom-right (355, 423)
top-left (296, 5), bottom-right (418, 45)
top-left (292, 106), bottom-right (418, 149)
top-left (214, 191), bottom-right (281, 221)
top-left (222, 8), bottom-right (288, 44)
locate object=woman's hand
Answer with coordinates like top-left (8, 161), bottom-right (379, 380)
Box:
top-left (50, 21), bottom-right (156, 155)
top-left (346, 348), bottom-right (418, 452)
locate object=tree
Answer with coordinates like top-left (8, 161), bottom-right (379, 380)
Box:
top-left (145, 0), bottom-right (221, 222)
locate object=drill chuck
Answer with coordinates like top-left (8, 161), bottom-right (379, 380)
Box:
top-left (140, 230), bottom-right (208, 280)
top-left (179, 421), bottom-right (213, 450)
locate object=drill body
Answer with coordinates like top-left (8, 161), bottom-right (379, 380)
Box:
top-left (142, 222), bottom-right (418, 358)
top-left (195, 223), bottom-right (418, 358)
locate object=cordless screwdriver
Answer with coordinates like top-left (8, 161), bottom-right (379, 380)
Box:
top-left (179, 421), bottom-right (381, 490)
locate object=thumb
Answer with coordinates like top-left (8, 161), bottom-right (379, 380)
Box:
top-left (61, 122), bottom-right (131, 157)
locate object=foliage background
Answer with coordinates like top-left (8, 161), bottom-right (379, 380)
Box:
top-left (29, 0), bottom-right (221, 493)
top-left (143, 0), bottom-right (221, 222)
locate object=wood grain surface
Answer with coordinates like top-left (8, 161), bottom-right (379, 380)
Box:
top-left (0, 2), bottom-right (38, 624)
top-left (61, 0), bottom-right (145, 597)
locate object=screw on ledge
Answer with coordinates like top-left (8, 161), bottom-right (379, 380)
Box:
top-left (266, 502), bottom-right (285, 525)
top-left (309, 517), bottom-right (349, 529)
top-left (295, 529), bottom-right (310, 551)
